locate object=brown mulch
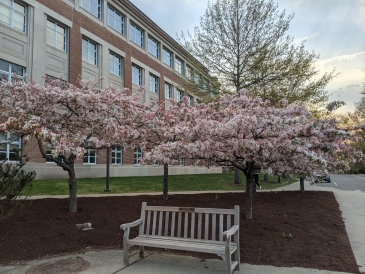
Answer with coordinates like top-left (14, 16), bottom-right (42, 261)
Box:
top-left (0, 191), bottom-right (359, 273)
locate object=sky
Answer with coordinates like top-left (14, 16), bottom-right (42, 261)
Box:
top-left (129, 0), bottom-right (365, 113)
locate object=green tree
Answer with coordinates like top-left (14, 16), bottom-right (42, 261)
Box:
top-left (179, 0), bottom-right (337, 182)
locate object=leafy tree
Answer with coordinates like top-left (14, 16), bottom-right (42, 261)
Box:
top-left (0, 77), bottom-right (146, 213)
top-left (144, 91), bottom-right (361, 219)
top-left (179, 0), bottom-right (337, 182)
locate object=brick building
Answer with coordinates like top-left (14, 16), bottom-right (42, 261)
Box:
top-left (0, 0), bottom-right (221, 179)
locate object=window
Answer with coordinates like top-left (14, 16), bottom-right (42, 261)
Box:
top-left (0, 133), bottom-right (21, 162)
top-left (164, 82), bottom-right (172, 99)
top-left (110, 52), bottom-right (122, 76)
top-left (153, 160), bottom-right (159, 166)
top-left (134, 147), bottom-right (142, 165)
top-left (163, 47), bottom-right (172, 67)
top-left (132, 64), bottom-right (142, 85)
top-left (46, 149), bottom-right (64, 163)
top-left (195, 73), bottom-right (202, 87)
top-left (80, 0), bottom-right (102, 19)
top-left (150, 74), bottom-right (158, 94)
top-left (46, 19), bottom-right (66, 51)
top-left (0, 0), bottom-right (27, 33)
top-left (130, 22), bottom-right (143, 47)
top-left (188, 95), bottom-right (194, 106)
top-left (0, 59), bottom-right (25, 82)
top-left (148, 36), bottom-right (159, 58)
top-left (83, 146), bottom-right (97, 164)
top-left (186, 66), bottom-right (194, 81)
top-left (175, 57), bottom-right (184, 74)
top-left (82, 38), bottom-right (98, 65)
top-left (179, 157), bottom-right (185, 166)
top-left (112, 146), bottom-right (122, 165)
top-left (108, 6), bottom-right (124, 34)
top-left (177, 89), bottom-right (183, 101)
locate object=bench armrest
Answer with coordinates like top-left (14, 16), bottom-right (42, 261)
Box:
top-left (120, 218), bottom-right (143, 230)
top-left (223, 225), bottom-right (239, 240)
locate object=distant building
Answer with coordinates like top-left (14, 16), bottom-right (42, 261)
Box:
top-left (0, 0), bottom-right (221, 179)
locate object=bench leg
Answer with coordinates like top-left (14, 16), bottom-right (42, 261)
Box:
top-left (123, 245), bottom-right (129, 266)
top-left (139, 246), bottom-right (144, 258)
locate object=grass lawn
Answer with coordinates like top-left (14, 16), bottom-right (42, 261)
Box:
top-left (24, 172), bottom-right (297, 195)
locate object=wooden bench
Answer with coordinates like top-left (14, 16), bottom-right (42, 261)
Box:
top-left (120, 202), bottom-right (240, 274)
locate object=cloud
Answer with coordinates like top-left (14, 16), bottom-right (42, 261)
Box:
top-left (293, 32), bottom-right (321, 44)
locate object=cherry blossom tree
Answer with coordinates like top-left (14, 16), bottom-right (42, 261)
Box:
top-left (141, 98), bottom-right (192, 200)
top-left (143, 90), bottom-right (361, 219)
top-left (0, 77), bottom-right (147, 213)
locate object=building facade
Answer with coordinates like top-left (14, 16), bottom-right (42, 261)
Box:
top-left (0, 0), bottom-right (221, 179)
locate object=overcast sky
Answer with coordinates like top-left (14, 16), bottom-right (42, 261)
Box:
top-left (129, 0), bottom-right (365, 113)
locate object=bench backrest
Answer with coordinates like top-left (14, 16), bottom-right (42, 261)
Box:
top-left (139, 202), bottom-right (240, 242)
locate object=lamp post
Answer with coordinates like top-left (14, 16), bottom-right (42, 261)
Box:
top-left (105, 147), bottom-right (111, 192)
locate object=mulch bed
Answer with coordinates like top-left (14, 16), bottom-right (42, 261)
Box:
top-left (0, 191), bottom-right (359, 273)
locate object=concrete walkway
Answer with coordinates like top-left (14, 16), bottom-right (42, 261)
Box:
top-left (1, 183), bottom-right (364, 274)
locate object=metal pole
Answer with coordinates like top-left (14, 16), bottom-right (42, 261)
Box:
top-left (105, 147), bottom-right (111, 192)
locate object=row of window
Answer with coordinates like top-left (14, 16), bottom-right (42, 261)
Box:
top-left (0, 133), bottom-right (186, 166)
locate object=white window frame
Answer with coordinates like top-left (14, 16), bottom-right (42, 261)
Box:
top-left (112, 146), bottom-right (122, 165)
top-left (0, 59), bottom-right (25, 82)
top-left (46, 19), bottom-right (67, 51)
top-left (150, 74), bottom-right (158, 94)
top-left (0, 133), bottom-right (21, 162)
top-left (164, 82), bottom-right (172, 99)
top-left (130, 22), bottom-right (143, 47)
top-left (80, 0), bottom-right (102, 19)
top-left (82, 37), bottom-right (98, 66)
top-left (109, 52), bottom-right (122, 76)
top-left (179, 157), bottom-right (185, 166)
top-left (46, 149), bottom-right (64, 163)
top-left (187, 65), bottom-right (194, 81)
top-left (188, 95), bottom-right (194, 106)
top-left (132, 64), bottom-right (142, 85)
top-left (163, 47), bottom-right (172, 67)
top-left (134, 147), bottom-right (142, 165)
top-left (148, 36), bottom-right (159, 58)
top-left (83, 146), bottom-right (97, 164)
top-left (107, 5), bottom-right (124, 34)
top-left (177, 89), bottom-right (183, 101)
top-left (175, 57), bottom-right (184, 74)
top-left (0, 0), bottom-right (27, 33)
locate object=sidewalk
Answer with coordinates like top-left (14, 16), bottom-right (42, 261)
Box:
top-left (1, 183), bottom-right (364, 274)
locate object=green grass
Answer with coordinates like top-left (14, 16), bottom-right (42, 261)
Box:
top-left (23, 172), bottom-right (297, 196)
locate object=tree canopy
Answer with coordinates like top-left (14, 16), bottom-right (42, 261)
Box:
top-left (179, 0), bottom-right (336, 109)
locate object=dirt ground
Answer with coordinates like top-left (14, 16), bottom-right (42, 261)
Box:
top-left (0, 191), bottom-right (359, 273)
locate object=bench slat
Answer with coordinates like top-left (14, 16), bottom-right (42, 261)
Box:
top-left (152, 211), bottom-right (157, 236)
top-left (128, 235), bottom-right (237, 254)
top-left (190, 213), bottom-right (195, 239)
top-left (171, 212), bottom-right (176, 237)
top-left (177, 212), bottom-right (182, 237)
top-left (198, 213), bottom-right (202, 239)
top-left (158, 211), bottom-right (163, 236)
top-left (146, 211), bottom-right (151, 235)
top-left (145, 206), bottom-right (234, 215)
top-left (219, 214), bottom-right (223, 241)
top-left (204, 213), bottom-right (209, 240)
top-left (184, 213), bottom-right (188, 238)
top-left (212, 213), bottom-right (216, 241)
top-left (227, 215), bottom-right (231, 230)
top-left (164, 211), bottom-right (169, 236)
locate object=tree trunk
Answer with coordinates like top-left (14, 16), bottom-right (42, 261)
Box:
top-left (234, 168), bottom-right (241, 184)
top-left (68, 168), bottom-right (77, 213)
top-left (163, 163), bottom-right (168, 200)
top-left (278, 176), bottom-right (281, 184)
top-left (300, 176), bottom-right (304, 193)
top-left (254, 173), bottom-right (259, 195)
top-left (264, 173), bottom-right (268, 181)
top-left (245, 172), bottom-right (255, 219)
